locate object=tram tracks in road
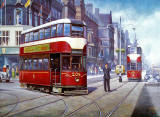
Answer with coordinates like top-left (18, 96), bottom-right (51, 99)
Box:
top-left (0, 75), bottom-right (126, 117)
top-left (88, 75), bottom-right (118, 84)
top-left (0, 92), bottom-right (19, 117)
top-left (3, 96), bottom-right (69, 117)
top-left (104, 82), bottom-right (139, 117)
top-left (0, 90), bottom-right (70, 117)
top-left (0, 93), bottom-right (50, 108)
top-left (82, 96), bottom-right (103, 117)
top-left (88, 76), bottom-right (119, 88)
top-left (64, 81), bottom-right (129, 117)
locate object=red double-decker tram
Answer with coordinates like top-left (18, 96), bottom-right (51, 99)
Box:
top-left (19, 19), bottom-right (88, 94)
top-left (127, 46), bottom-right (142, 81)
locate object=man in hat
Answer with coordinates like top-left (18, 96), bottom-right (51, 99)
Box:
top-left (103, 63), bottom-right (111, 92)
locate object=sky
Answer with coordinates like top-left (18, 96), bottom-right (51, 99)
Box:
top-left (85, 0), bottom-right (160, 66)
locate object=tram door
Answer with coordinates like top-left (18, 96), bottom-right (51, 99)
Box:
top-left (50, 54), bottom-right (60, 85)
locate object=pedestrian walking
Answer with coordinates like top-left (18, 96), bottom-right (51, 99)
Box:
top-left (103, 63), bottom-right (111, 92)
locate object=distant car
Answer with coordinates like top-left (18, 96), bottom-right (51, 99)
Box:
top-left (155, 75), bottom-right (160, 82)
top-left (147, 78), bottom-right (158, 83)
top-left (0, 72), bottom-right (10, 82)
top-left (144, 74), bottom-right (150, 82)
top-left (115, 65), bottom-right (125, 75)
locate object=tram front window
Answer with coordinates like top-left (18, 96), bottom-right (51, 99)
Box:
top-left (131, 63), bottom-right (136, 70)
top-left (129, 47), bottom-right (137, 54)
top-left (72, 56), bottom-right (81, 71)
top-left (71, 25), bottom-right (83, 37)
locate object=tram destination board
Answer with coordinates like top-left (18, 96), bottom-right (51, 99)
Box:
top-left (72, 49), bottom-right (83, 54)
top-left (24, 44), bottom-right (50, 53)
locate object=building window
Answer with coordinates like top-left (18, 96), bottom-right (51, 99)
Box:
top-left (0, 30), bottom-right (10, 46)
top-left (92, 48), bottom-right (95, 57)
top-left (101, 50), bottom-right (104, 56)
top-left (0, 31), bottom-right (1, 45)
top-left (87, 32), bottom-right (93, 43)
top-left (15, 8), bottom-right (23, 25)
top-left (88, 47), bottom-right (92, 57)
top-left (29, 8), bottom-right (32, 26)
top-left (35, 12), bottom-right (38, 26)
top-left (0, 9), bottom-right (2, 25)
top-left (15, 31), bottom-right (21, 45)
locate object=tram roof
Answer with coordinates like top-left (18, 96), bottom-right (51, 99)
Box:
top-left (22, 19), bottom-right (86, 34)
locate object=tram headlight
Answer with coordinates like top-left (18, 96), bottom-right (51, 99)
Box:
top-left (75, 77), bottom-right (79, 82)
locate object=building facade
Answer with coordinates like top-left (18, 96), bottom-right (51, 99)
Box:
top-left (95, 9), bottom-right (114, 68)
top-left (0, 0), bottom-right (64, 76)
top-left (113, 22), bottom-right (130, 69)
top-left (62, 0), bottom-right (76, 19)
top-left (0, 25), bottom-right (31, 75)
top-left (75, 1), bottom-right (99, 74)
top-left (0, 0), bottom-right (63, 26)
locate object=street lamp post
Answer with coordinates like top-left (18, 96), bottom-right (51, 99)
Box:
top-left (119, 17), bottom-right (122, 82)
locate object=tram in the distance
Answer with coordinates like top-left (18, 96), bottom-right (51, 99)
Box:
top-left (127, 46), bottom-right (142, 81)
top-left (19, 19), bottom-right (88, 95)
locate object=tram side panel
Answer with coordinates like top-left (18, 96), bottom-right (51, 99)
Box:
top-left (20, 71), bottom-right (51, 86)
top-left (127, 70), bottom-right (142, 80)
top-left (61, 72), bottom-right (87, 87)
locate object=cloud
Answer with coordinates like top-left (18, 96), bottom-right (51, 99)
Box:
top-left (85, 0), bottom-right (160, 15)
top-left (136, 11), bottom-right (160, 65)
top-left (85, 0), bottom-right (160, 65)
top-left (112, 10), bottom-right (160, 65)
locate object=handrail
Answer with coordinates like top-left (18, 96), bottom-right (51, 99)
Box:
top-left (55, 68), bottom-right (57, 87)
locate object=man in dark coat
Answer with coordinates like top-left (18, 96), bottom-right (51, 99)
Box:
top-left (103, 63), bottom-right (111, 92)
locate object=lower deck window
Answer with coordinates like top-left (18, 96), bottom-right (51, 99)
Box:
top-left (20, 58), bottom-right (49, 70)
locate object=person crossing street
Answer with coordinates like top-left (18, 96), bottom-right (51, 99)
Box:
top-left (103, 63), bottom-right (111, 92)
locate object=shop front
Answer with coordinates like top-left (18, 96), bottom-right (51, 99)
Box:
top-left (0, 47), bottom-right (19, 78)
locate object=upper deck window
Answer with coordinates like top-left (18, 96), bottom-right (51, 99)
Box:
top-left (34, 31), bottom-right (39, 41)
top-left (57, 24), bottom-right (63, 37)
top-left (71, 25), bottom-right (83, 37)
top-left (45, 27), bottom-right (51, 38)
top-left (25, 33), bottom-right (30, 42)
top-left (51, 25), bottom-right (57, 37)
top-left (39, 29), bottom-right (44, 40)
top-left (64, 24), bottom-right (70, 36)
top-left (30, 32), bottom-right (34, 42)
